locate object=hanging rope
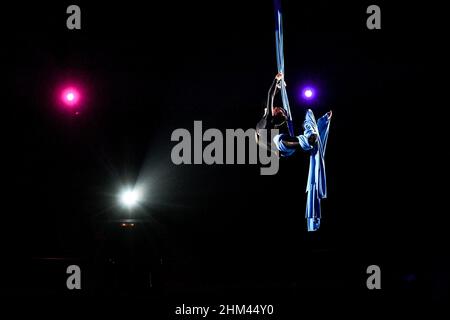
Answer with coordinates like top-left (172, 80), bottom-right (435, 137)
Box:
top-left (274, 0), bottom-right (294, 136)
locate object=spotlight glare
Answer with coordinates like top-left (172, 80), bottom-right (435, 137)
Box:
top-left (119, 188), bottom-right (141, 209)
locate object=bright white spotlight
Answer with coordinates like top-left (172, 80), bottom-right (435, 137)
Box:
top-left (119, 187), bottom-right (141, 209)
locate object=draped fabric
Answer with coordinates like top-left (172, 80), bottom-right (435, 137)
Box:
top-left (299, 110), bottom-right (331, 231)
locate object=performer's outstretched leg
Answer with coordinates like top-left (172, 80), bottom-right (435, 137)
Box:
top-left (317, 110), bottom-right (332, 156)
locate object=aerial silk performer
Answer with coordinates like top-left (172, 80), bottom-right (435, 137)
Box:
top-left (255, 0), bottom-right (332, 231)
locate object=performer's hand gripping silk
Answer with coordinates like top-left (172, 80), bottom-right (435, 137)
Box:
top-left (256, 73), bottom-right (332, 232)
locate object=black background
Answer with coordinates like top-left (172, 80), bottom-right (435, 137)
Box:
top-left (2, 0), bottom-right (447, 312)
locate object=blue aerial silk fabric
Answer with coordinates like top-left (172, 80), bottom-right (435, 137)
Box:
top-left (274, 0), bottom-right (294, 136)
top-left (272, 110), bottom-right (331, 231)
top-left (300, 110), bottom-right (331, 231)
top-left (273, 0), bottom-right (331, 231)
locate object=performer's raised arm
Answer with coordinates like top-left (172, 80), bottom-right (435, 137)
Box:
top-left (264, 72), bottom-right (284, 119)
top-left (256, 73), bottom-right (290, 154)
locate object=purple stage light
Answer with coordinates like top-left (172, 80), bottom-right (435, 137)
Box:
top-left (297, 85), bottom-right (318, 104)
top-left (302, 87), bottom-right (315, 100)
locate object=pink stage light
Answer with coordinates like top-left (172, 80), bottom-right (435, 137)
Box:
top-left (60, 87), bottom-right (81, 107)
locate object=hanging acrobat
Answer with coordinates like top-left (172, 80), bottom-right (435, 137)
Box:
top-left (255, 0), bottom-right (332, 232)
